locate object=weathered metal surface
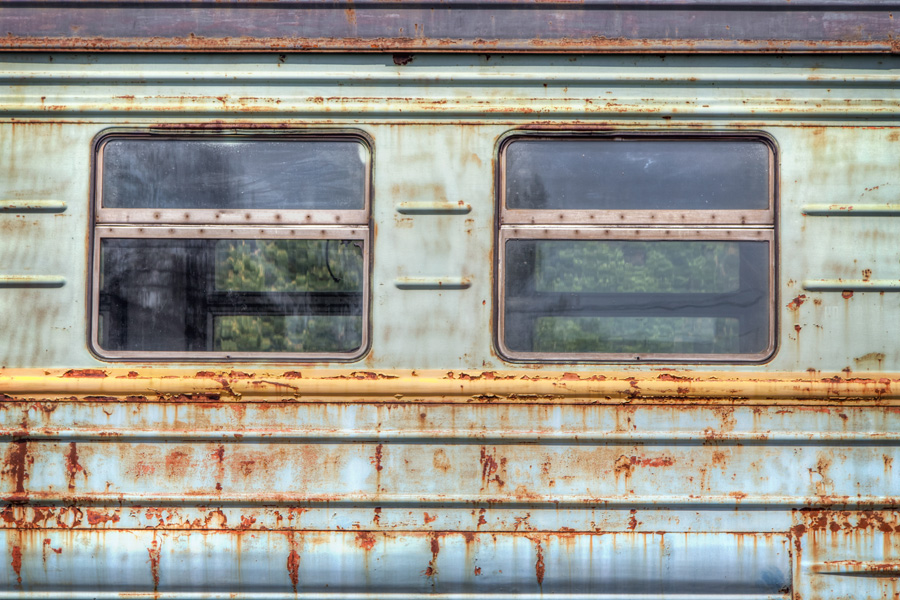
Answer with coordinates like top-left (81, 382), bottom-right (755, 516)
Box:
top-left (1, 1), bottom-right (899, 53)
top-left (2, 53), bottom-right (900, 598)
top-left (0, 530), bottom-right (791, 597)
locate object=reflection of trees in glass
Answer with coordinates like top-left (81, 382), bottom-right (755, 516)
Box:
top-left (213, 239), bottom-right (363, 352)
top-left (534, 241), bottom-right (740, 294)
top-left (519, 241), bottom-right (744, 353)
top-left (535, 317), bottom-right (739, 354)
top-left (214, 316), bottom-right (361, 353)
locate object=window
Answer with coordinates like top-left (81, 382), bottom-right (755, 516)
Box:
top-left (498, 133), bottom-right (775, 362)
top-left (90, 131), bottom-right (370, 360)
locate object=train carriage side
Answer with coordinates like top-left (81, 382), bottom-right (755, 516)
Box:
top-left (1, 3), bottom-right (900, 600)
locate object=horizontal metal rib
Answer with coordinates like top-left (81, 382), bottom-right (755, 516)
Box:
top-left (0, 275), bottom-right (66, 288)
top-left (802, 203), bottom-right (900, 216)
top-left (802, 279), bottom-right (900, 292)
top-left (0, 200), bottom-right (66, 213)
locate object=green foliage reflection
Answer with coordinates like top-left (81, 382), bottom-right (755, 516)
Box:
top-left (213, 239), bottom-right (363, 353)
top-left (534, 241), bottom-right (740, 294)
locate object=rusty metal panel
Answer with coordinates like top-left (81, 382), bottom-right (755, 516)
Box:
top-left (2, 52), bottom-right (900, 599)
top-left (1, 1), bottom-right (899, 53)
top-left (0, 530), bottom-right (791, 597)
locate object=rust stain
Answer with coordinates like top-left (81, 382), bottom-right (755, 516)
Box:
top-left (614, 454), bottom-right (634, 479)
top-left (42, 538), bottom-right (62, 556)
top-left (61, 369), bottom-right (107, 378)
top-left (10, 545), bottom-right (22, 587)
top-left (842, 290), bottom-right (854, 299)
top-left (355, 531), bottom-right (376, 551)
top-left (3, 441), bottom-right (30, 494)
top-left (393, 53), bottom-right (414, 66)
top-left (371, 444), bottom-right (384, 472)
top-left (432, 449), bottom-right (451, 472)
top-left (424, 533), bottom-right (440, 579)
top-left (627, 509), bottom-right (638, 531)
top-left (286, 549), bottom-right (300, 593)
top-left (787, 294), bottom-right (807, 311)
top-left (165, 451), bottom-right (190, 477)
top-left (86, 509), bottom-right (120, 526)
top-left (424, 512), bottom-right (437, 524)
top-left (533, 537), bottom-right (545, 586)
top-left (147, 537), bottom-right (161, 593)
top-left (65, 442), bottom-right (87, 491)
top-left (480, 447), bottom-right (506, 489)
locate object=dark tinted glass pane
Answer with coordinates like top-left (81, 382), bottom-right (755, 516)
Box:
top-left (99, 238), bottom-right (364, 354)
top-left (505, 138), bottom-right (770, 211)
top-left (102, 138), bottom-right (366, 210)
top-left (504, 239), bottom-right (769, 356)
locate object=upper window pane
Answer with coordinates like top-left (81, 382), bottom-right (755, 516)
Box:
top-left (101, 138), bottom-right (367, 211)
top-left (504, 137), bottom-right (771, 212)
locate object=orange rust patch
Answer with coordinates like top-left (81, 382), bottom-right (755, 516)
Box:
top-left (62, 369), bottom-right (107, 378)
top-left (842, 290), bottom-right (854, 299)
top-left (627, 509), bottom-right (638, 531)
top-left (787, 295), bottom-right (807, 311)
top-left (657, 373), bottom-right (693, 382)
top-left (355, 531), bottom-right (376, 551)
top-left (10, 545), bottom-right (22, 587)
top-left (86, 509), bottom-right (120, 526)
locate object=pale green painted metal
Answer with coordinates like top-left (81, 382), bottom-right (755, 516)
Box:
top-left (1, 53), bottom-right (900, 600)
top-left (1, 54), bottom-right (899, 370)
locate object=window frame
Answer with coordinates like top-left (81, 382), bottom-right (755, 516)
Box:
top-left (88, 128), bottom-right (372, 362)
top-left (495, 130), bottom-right (778, 364)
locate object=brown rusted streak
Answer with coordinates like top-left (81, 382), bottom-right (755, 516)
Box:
top-left (286, 548), bottom-right (300, 592)
top-left (3, 441), bottom-right (30, 494)
top-left (842, 290), bottom-right (854, 299)
top-left (480, 447), bottom-right (506, 489)
top-left (147, 537), bottom-right (161, 593)
top-left (423, 532), bottom-right (440, 579)
top-left (372, 444), bottom-right (384, 472)
top-left (10, 545), bottom-right (21, 587)
top-left (65, 442), bottom-right (87, 491)
top-left (532, 536), bottom-right (545, 586)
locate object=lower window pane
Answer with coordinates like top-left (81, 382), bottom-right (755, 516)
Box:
top-left (503, 239), bottom-right (770, 358)
top-left (214, 315), bottom-right (362, 353)
top-left (98, 237), bottom-right (364, 355)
